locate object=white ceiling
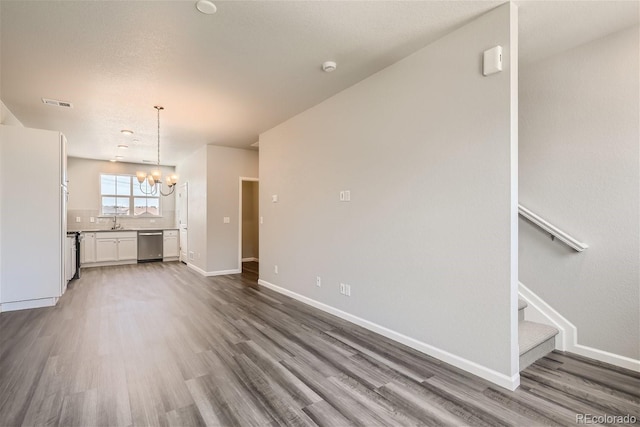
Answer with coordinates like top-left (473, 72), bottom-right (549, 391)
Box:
top-left (1, 1), bottom-right (637, 165)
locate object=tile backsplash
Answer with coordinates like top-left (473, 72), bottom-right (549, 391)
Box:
top-left (67, 209), bottom-right (176, 231)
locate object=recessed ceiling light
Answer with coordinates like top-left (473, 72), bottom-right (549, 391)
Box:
top-left (322, 61), bottom-right (337, 72)
top-left (117, 144), bottom-right (129, 149)
top-left (109, 159), bottom-right (117, 163)
top-left (115, 156), bottom-right (124, 160)
top-left (132, 139), bottom-right (140, 144)
top-left (196, 0), bottom-right (217, 14)
top-left (121, 129), bottom-right (134, 135)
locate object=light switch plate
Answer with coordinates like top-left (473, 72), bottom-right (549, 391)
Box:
top-left (223, 217), bottom-right (230, 223)
top-left (272, 194), bottom-right (278, 203)
top-left (483, 45), bottom-right (502, 76)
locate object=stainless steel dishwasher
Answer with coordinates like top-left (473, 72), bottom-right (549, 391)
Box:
top-left (137, 230), bottom-right (163, 262)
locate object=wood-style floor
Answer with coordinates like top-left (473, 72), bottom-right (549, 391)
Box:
top-left (1, 262), bottom-right (638, 427)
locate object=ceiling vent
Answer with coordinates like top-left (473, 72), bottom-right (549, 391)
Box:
top-left (42, 98), bottom-right (73, 108)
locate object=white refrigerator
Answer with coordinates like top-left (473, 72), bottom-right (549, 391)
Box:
top-left (0, 125), bottom-right (67, 312)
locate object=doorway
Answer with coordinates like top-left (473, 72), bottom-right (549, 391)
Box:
top-left (177, 182), bottom-right (188, 263)
top-left (239, 178), bottom-right (259, 276)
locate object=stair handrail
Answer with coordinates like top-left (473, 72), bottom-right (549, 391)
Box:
top-left (518, 204), bottom-right (588, 252)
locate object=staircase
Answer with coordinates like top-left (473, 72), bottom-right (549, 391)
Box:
top-left (518, 299), bottom-right (559, 370)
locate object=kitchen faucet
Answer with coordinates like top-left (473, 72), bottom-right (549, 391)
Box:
top-left (111, 216), bottom-right (122, 230)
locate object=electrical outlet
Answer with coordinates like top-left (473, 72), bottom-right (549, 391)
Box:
top-left (189, 251), bottom-right (195, 260)
top-left (316, 276), bottom-right (321, 287)
top-left (75, 216), bottom-right (81, 223)
top-left (274, 265), bottom-right (278, 274)
top-left (345, 284), bottom-right (351, 296)
top-left (344, 190), bottom-right (351, 202)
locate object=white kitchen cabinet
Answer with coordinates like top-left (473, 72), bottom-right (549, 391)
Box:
top-left (118, 237), bottom-right (138, 260)
top-left (95, 237), bottom-right (118, 262)
top-left (81, 232), bottom-right (96, 264)
top-left (95, 232), bottom-right (137, 262)
top-left (1, 126), bottom-right (66, 310)
top-left (65, 236), bottom-right (74, 282)
top-left (163, 230), bottom-right (179, 259)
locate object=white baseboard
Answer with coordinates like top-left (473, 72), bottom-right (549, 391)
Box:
top-left (242, 257), bottom-right (259, 262)
top-left (519, 282), bottom-right (640, 372)
top-left (1, 297), bottom-right (58, 312)
top-left (188, 263), bottom-right (241, 277)
top-left (258, 279), bottom-right (520, 391)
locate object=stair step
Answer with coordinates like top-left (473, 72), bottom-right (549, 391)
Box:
top-left (518, 299), bottom-right (528, 311)
top-left (519, 321), bottom-right (559, 371)
top-left (518, 298), bottom-right (527, 321)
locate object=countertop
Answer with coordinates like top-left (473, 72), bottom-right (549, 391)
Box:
top-left (69, 227), bottom-right (179, 233)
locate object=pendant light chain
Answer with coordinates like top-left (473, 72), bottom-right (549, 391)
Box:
top-left (156, 105), bottom-right (163, 168)
top-left (136, 105), bottom-right (176, 197)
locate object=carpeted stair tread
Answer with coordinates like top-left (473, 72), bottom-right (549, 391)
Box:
top-left (519, 321), bottom-right (558, 355)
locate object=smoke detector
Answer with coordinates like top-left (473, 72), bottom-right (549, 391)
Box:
top-left (196, 0), bottom-right (217, 14)
top-left (322, 61), bottom-right (337, 73)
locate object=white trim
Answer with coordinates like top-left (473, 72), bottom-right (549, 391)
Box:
top-left (188, 263), bottom-right (241, 277)
top-left (242, 257), bottom-right (259, 262)
top-left (238, 177), bottom-right (259, 273)
top-left (518, 204), bottom-right (588, 252)
top-left (258, 279), bottom-right (520, 391)
top-left (518, 282), bottom-right (574, 351)
top-left (570, 345), bottom-right (640, 372)
top-left (509, 2), bottom-right (520, 379)
top-left (519, 282), bottom-right (640, 372)
top-left (1, 297), bottom-right (58, 312)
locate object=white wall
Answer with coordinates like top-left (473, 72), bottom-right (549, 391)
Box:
top-left (0, 100), bottom-right (23, 127)
top-left (176, 145), bottom-right (258, 275)
top-left (206, 146), bottom-right (258, 272)
top-left (67, 157), bottom-right (177, 230)
top-left (519, 26), bottom-right (640, 360)
top-left (259, 3), bottom-right (519, 388)
top-left (0, 100), bottom-right (23, 309)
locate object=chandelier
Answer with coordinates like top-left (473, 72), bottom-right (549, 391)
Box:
top-left (136, 106), bottom-right (178, 197)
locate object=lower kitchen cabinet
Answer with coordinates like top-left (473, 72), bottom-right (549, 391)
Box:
top-left (93, 232), bottom-right (138, 263)
top-left (95, 238), bottom-right (118, 262)
top-left (163, 230), bottom-right (179, 259)
top-left (81, 232), bottom-right (96, 263)
top-left (117, 237), bottom-right (138, 260)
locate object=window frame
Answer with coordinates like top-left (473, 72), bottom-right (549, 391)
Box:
top-left (99, 173), bottom-right (162, 217)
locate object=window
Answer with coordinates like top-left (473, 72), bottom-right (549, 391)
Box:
top-left (100, 174), bottom-right (161, 217)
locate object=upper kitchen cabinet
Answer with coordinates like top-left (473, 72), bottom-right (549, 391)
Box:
top-left (0, 125), bottom-right (68, 311)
